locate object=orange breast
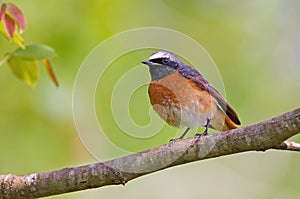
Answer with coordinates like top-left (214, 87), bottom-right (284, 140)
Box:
top-left (148, 71), bottom-right (218, 128)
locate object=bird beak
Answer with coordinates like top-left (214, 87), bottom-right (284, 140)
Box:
top-left (141, 60), bottom-right (151, 65)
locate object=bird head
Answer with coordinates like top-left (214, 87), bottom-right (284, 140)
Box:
top-left (142, 50), bottom-right (185, 80)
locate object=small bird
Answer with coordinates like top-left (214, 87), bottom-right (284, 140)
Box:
top-left (142, 50), bottom-right (241, 139)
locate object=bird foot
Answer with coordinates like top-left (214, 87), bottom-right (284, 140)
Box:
top-left (194, 131), bottom-right (208, 138)
top-left (168, 138), bottom-right (180, 146)
top-left (194, 130), bottom-right (208, 143)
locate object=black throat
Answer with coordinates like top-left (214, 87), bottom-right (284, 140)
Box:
top-left (148, 65), bottom-right (176, 81)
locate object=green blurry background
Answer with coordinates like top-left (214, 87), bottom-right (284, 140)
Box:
top-left (1, 0), bottom-right (300, 198)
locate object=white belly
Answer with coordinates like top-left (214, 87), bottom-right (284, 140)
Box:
top-left (166, 96), bottom-right (216, 129)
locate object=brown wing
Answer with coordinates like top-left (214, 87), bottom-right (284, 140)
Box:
top-left (178, 65), bottom-right (241, 125)
top-left (206, 84), bottom-right (241, 125)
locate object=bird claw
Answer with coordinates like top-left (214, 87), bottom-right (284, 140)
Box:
top-left (194, 131), bottom-right (208, 138)
top-left (169, 138), bottom-right (175, 143)
top-left (168, 138), bottom-right (179, 145)
top-left (194, 130), bottom-right (208, 143)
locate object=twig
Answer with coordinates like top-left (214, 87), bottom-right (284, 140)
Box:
top-left (276, 141), bottom-right (300, 151)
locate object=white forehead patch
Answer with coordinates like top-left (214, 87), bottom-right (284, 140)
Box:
top-left (148, 50), bottom-right (185, 66)
top-left (149, 51), bottom-right (172, 60)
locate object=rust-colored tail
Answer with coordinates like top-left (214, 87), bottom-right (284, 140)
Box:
top-left (210, 106), bottom-right (238, 131)
top-left (222, 114), bottom-right (238, 131)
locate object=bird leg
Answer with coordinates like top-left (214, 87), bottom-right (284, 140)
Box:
top-left (194, 118), bottom-right (210, 137)
top-left (202, 118), bottom-right (210, 136)
top-left (169, 127), bottom-right (190, 143)
top-left (179, 128), bottom-right (190, 139)
top-left (170, 118), bottom-right (210, 143)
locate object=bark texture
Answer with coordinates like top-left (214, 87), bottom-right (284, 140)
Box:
top-left (1, 108), bottom-right (300, 198)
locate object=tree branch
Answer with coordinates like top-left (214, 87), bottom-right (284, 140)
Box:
top-left (276, 141), bottom-right (300, 151)
top-left (1, 108), bottom-right (300, 198)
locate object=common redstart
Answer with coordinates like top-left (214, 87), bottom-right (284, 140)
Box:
top-left (142, 50), bottom-right (241, 139)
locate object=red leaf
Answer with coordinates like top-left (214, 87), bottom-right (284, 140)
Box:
top-left (0, 3), bottom-right (6, 21)
top-left (43, 59), bottom-right (59, 87)
top-left (7, 3), bottom-right (26, 32)
top-left (3, 13), bottom-right (15, 38)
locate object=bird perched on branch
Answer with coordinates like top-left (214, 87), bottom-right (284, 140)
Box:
top-left (142, 50), bottom-right (241, 139)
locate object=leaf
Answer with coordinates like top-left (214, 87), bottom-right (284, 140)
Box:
top-left (8, 44), bottom-right (58, 87)
top-left (0, 2), bottom-right (25, 47)
top-left (0, 21), bottom-right (25, 48)
top-left (0, 2), bottom-right (6, 20)
top-left (43, 59), bottom-right (59, 87)
top-left (7, 3), bottom-right (26, 32)
top-left (10, 28), bottom-right (25, 48)
top-left (12, 43), bottom-right (56, 60)
top-left (3, 13), bottom-right (14, 38)
top-left (7, 56), bottom-right (39, 87)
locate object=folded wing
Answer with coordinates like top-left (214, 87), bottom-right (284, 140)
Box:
top-left (178, 65), bottom-right (241, 125)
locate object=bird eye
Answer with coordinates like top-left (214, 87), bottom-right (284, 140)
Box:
top-left (162, 57), bottom-right (170, 64)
